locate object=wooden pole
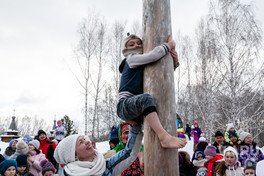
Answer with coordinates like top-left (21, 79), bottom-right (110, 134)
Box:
top-left (143, 0), bottom-right (179, 175)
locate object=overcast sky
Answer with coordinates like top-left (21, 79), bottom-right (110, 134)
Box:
top-left (0, 0), bottom-right (263, 126)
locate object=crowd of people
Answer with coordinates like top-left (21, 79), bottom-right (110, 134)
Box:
top-left (0, 120), bottom-right (66, 176)
top-left (1, 34), bottom-right (263, 176)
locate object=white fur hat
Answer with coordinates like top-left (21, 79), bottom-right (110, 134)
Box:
top-left (224, 146), bottom-right (238, 163)
top-left (16, 140), bottom-right (29, 154)
top-left (29, 140), bottom-right (40, 149)
top-left (54, 134), bottom-right (82, 164)
top-left (239, 131), bottom-right (251, 142)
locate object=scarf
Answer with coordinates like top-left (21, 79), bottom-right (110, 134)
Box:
top-left (122, 47), bottom-right (143, 57)
top-left (64, 152), bottom-right (106, 176)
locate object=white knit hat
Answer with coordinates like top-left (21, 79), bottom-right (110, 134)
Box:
top-left (29, 140), bottom-right (40, 149)
top-left (224, 146), bottom-right (238, 163)
top-left (54, 134), bottom-right (83, 164)
top-left (16, 140), bottom-right (29, 154)
top-left (239, 131), bottom-right (251, 142)
top-left (122, 34), bottom-right (143, 57)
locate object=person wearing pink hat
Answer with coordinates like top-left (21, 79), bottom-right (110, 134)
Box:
top-left (54, 120), bottom-right (66, 143)
top-left (191, 121), bottom-right (203, 151)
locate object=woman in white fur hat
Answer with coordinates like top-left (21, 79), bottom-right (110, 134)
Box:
top-left (54, 125), bottom-right (143, 176)
top-left (238, 131), bottom-right (264, 167)
top-left (27, 139), bottom-right (47, 176)
top-left (215, 146), bottom-right (244, 176)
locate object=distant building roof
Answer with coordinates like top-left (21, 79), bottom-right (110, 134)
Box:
top-left (9, 116), bottom-right (18, 130)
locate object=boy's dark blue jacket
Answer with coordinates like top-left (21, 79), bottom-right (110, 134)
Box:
top-left (119, 58), bottom-right (144, 95)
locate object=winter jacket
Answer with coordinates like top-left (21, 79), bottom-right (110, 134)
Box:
top-left (203, 154), bottom-right (224, 176)
top-left (61, 125), bottom-right (142, 176)
top-left (238, 142), bottom-right (264, 167)
top-left (28, 150), bottom-right (46, 176)
top-left (191, 127), bottom-right (202, 143)
top-left (3, 146), bottom-right (16, 159)
top-left (215, 161), bottom-right (244, 176)
top-left (55, 125), bottom-right (66, 141)
top-left (17, 171), bottom-right (34, 176)
top-left (39, 138), bottom-right (56, 164)
top-left (213, 141), bottom-right (229, 154)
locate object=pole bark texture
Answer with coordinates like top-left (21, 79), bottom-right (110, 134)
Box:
top-left (143, 0), bottom-right (179, 175)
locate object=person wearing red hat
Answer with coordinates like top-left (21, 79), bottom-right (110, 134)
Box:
top-left (191, 121), bottom-right (203, 151)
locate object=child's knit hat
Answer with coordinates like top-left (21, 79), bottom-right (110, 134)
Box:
top-left (16, 154), bottom-right (28, 167)
top-left (122, 34), bottom-right (143, 57)
top-left (40, 159), bottom-right (55, 175)
top-left (57, 120), bottom-right (62, 125)
top-left (9, 139), bottom-right (18, 147)
top-left (214, 131), bottom-right (224, 137)
top-left (239, 131), bottom-right (251, 142)
top-left (224, 146), bottom-right (238, 163)
top-left (204, 145), bottom-right (217, 156)
top-left (197, 167), bottom-right (208, 176)
top-left (229, 132), bottom-right (237, 139)
top-left (0, 159), bottom-right (17, 174)
top-left (16, 140), bottom-right (29, 154)
top-left (29, 139), bottom-right (40, 149)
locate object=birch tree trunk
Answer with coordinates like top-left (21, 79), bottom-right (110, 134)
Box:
top-left (143, 0), bottom-right (179, 175)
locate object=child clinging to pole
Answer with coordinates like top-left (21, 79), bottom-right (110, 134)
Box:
top-left (117, 33), bottom-right (186, 149)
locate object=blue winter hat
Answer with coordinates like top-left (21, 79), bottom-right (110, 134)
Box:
top-left (0, 159), bottom-right (17, 174)
top-left (110, 125), bottom-right (119, 141)
top-left (195, 151), bottom-right (205, 160)
top-left (16, 154), bottom-right (28, 167)
top-left (9, 139), bottom-right (18, 147)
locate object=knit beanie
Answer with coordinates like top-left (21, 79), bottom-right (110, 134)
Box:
top-left (199, 137), bottom-right (206, 142)
top-left (197, 167), bottom-right (208, 176)
top-left (0, 159), bottom-right (17, 174)
top-left (40, 159), bottom-right (55, 175)
top-left (9, 139), bottom-right (18, 147)
top-left (224, 146), bottom-right (238, 163)
top-left (204, 145), bottom-right (217, 156)
top-left (54, 134), bottom-right (83, 164)
top-left (122, 34), bottom-right (143, 57)
top-left (29, 139), bottom-right (40, 149)
top-left (239, 131), bottom-right (251, 142)
top-left (16, 140), bottom-right (29, 154)
top-left (37, 129), bottom-right (46, 137)
top-left (16, 154), bottom-right (28, 167)
top-left (214, 131), bottom-right (224, 137)
top-left (229, 132), bottom-right (237, 139)
top-left (194, 121), bottom-right (198, 126)
top-left (57, 120), bottom-right (62, 125)
top-left (195, 151), bottom-right (205, 160)
top-left (226, 123), bottom-right (234, 131)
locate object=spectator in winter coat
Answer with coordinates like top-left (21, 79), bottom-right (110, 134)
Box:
top-left (54, 120), bottom-right (66, 143)
top-left (203, 145), bottom-right (224, 176)
top-left (16, 154), bottom-right (33, 176)
top-left (27, 140), bottom-right (46, 176)
top-left (3, 139), bottom-right (18, 159)
top-left (54, 124), bottom-right (143, 176)
top-left (185, 124), bottom-right (191, 141)
top-left (227, 132), bottom-right (241, 149)
top-left (244, 166), bottom-right (256, 176)
top-left (215, 146), bottom-right (244, 176)
top-left (238, 131), bottom-right (264, 167)
top-left (37, 130), bottom-right (57, 168)
top-left (106, 121), bottom-right (144, 176)
top-left (109, 125), bottom-right (119, 150)
top-left (0, 159), bottom-right (18, 176)
top-left (192, 140), bottom-right (208, 161)
top-left (10, 141), bottom-right (29, 160)
top-left (191, 122), bottom-right (203, 151)
top-left (213, 131), bottom-right (229, 154)
top-left (224, 123), bottom-right (240, 143)
top-left (256, 160), bottom-right (264, 176)
top-left (193, 151), bottom-right (207, 169)
top-left (179, 151), bottom-right (197, 176)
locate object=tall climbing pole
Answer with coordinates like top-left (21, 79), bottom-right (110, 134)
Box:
top-left (143, 0), bottom-right (179, 175)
